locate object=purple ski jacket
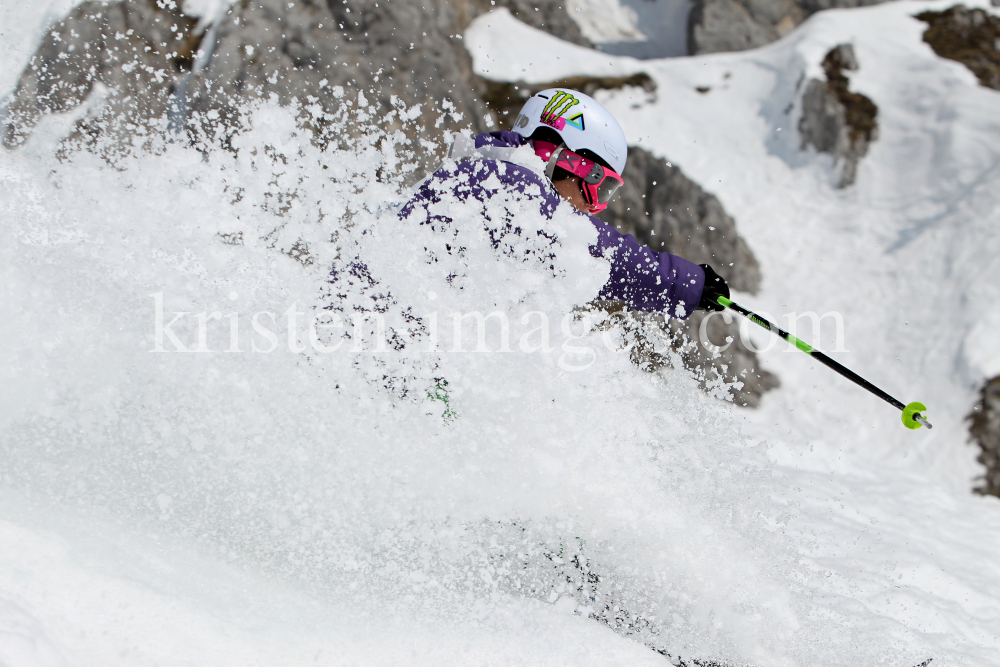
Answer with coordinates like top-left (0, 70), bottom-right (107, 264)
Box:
top-left (399, 131), bottom-right (706, 319)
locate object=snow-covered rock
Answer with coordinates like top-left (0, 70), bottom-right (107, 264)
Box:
top-left (797, 43), bottom-right (878, 187)
top-left (916, 4), bottom-right (1000, 90)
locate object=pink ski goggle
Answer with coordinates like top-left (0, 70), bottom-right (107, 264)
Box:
top-left (533, 140), bottom-right (624, 213)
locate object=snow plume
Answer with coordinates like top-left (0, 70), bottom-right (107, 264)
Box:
top-left (0, 96), bottom-right (811, 664)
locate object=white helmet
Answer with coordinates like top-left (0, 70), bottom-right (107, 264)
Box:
top-left (511, 89), bottom-right (628, 174)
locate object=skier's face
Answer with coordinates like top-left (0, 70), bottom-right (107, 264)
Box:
top-left (553, 175), bottom-right (593, 214)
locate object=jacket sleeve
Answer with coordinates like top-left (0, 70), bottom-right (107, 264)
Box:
top-left (589, 217), bottom-right (706, 320)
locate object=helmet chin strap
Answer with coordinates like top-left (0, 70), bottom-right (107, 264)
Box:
top-left (544, 142), bottom-right (567, 181)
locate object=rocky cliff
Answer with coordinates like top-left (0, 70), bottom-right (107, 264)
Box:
top-left (969, 375), bottom-right (1000, 498)
top-left (687, 0), bottom-right (894, 55)
top-left (3, 0), bottom-right (491, 167)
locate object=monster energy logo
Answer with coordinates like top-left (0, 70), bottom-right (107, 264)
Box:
top-left (541, 91), bottom-right (579, 125)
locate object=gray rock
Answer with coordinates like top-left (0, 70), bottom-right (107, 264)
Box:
top-left (181, 0), bottom-right (492, 172)
top-left (798, 43), bottom-right (877, 188)
top-left (969, 375), bottom-right (1000, 498)
top-left (599, 146), bottom-right (760, 294)
top-left (916, 5), bottom-right (1000, 91)
top-left (189, 0), bottom-right (591, 141)
top-left (687, 0), bottom-right (891, 55)
top-left (799, 0), bottom-right (895, 11)
top-left (487, 0), bottom-right (592, 47)
top-left (798, 79), bottom-right (842, 152)
top-left (2, 0), bottom-right (199, 154)
top-left (688, 0), bottom-right (803, 55)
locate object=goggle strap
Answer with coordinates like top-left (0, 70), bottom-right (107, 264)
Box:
top-left (544, 143), bottom-right (566, 182)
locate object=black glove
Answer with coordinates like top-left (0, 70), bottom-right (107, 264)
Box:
top-left (697, 263), bottom-right (730, 312)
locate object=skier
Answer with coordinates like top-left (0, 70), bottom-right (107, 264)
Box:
top-left (399, 88), bottom-right (730, 319)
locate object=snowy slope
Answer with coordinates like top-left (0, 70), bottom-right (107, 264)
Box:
top-left (0, 1), bottom-right (999, 666)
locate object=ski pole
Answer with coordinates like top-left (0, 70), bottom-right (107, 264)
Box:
top-left (717, 296), bottom-right (932, 430)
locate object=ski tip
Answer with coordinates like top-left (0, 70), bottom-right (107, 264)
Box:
top-left (902, 401), bottom-right (931, 430)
